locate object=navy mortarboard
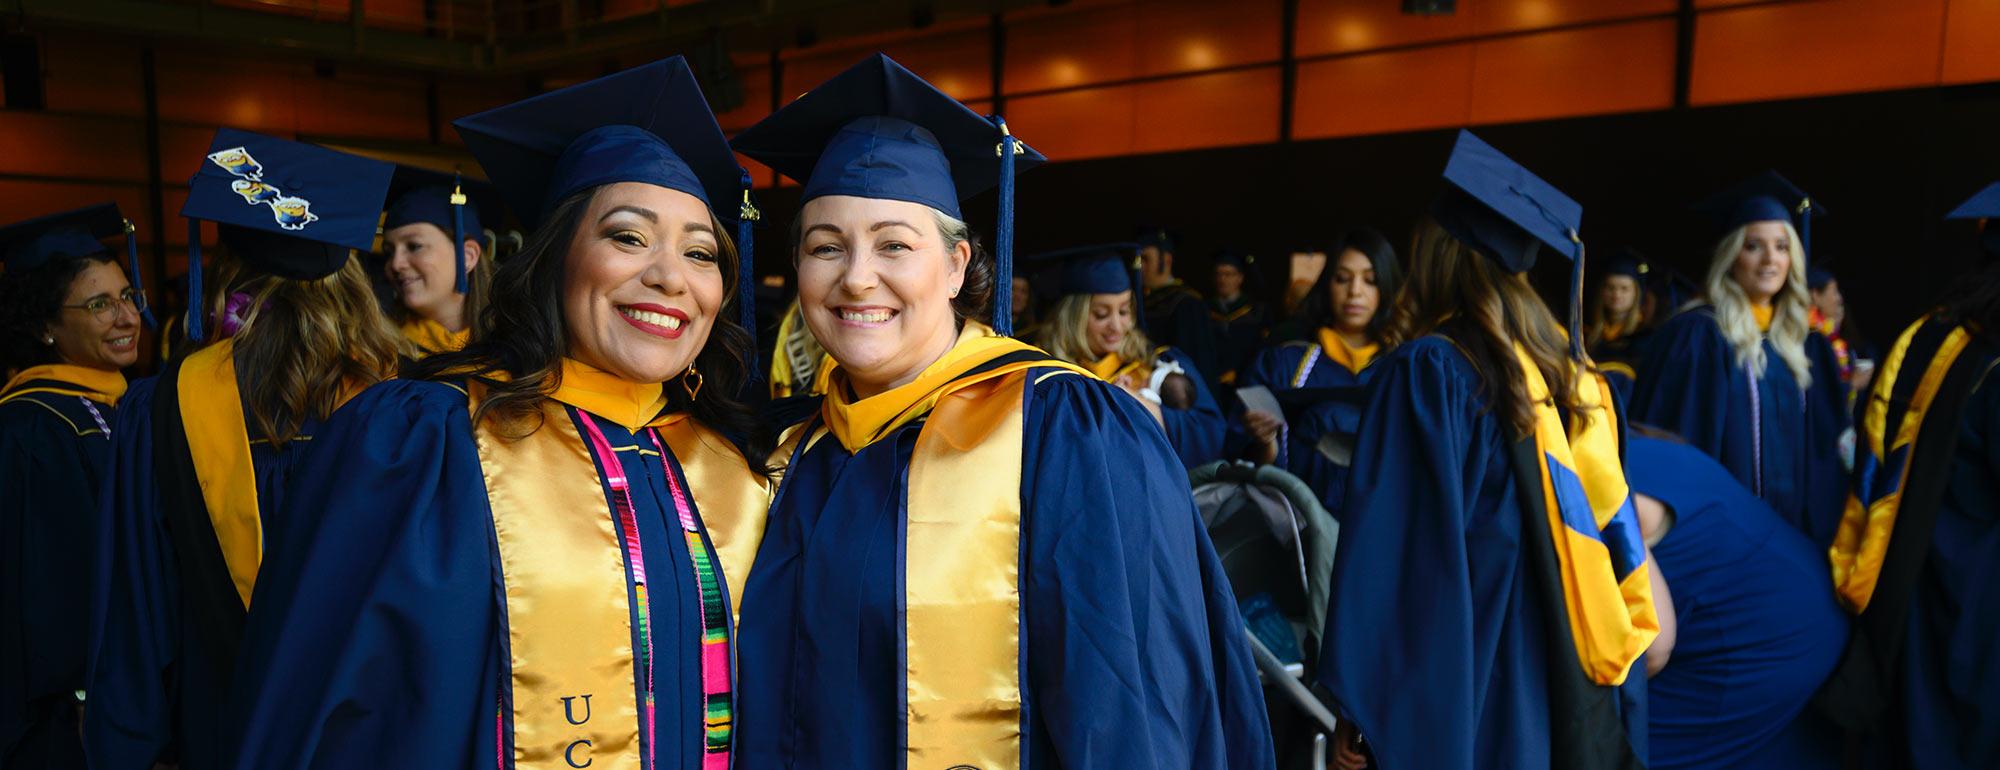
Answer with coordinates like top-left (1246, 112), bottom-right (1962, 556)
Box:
top-left (0, 203), bottom-right (155, 328)
top-left (382, 165), bottom-right (505, 294)
top-left (1432, 129), bottom-right (1587, 354)
top-left (1947, 181), bottom-right (2000, 257)
top-left (731, 53), bottom-right (1046, 334)
top-left (454, 55), bottom-right (757, 330)
top-left (1694, 170), bottom-right (1825, 257)
top-left (183, 128), bottom-right (395, 341)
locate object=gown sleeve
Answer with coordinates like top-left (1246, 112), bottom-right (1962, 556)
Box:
top-left (1020, 373), bottom-right (1276, 770)
top-left (1226, 345), bottom-right (1294, 465)
top-left (1314, 338), bottom-right (1491, 770)
top-left (83, 378), bottom-right (180, 769)
top-left (1156, 346), bottom-right (1226, 469)
top-left (225, 380), bottom-right (502, 769)
top-left (1801, 332), bottom-right (1852, 546)
top-left (1628, 312), bottom-right (1733, 454)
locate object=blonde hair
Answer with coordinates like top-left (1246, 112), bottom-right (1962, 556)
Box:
top-left (1587, 273), bottom-right (1644, 345)
top-left (215, 253), bottom-right (409, 446)
top-left (1703, 221), bottom-right (1813, 387)
top-left (1037, 291), bottom-right (1152, 366)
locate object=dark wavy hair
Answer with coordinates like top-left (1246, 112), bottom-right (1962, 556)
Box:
top-left (409, 185), bottom-right (772, 474)
top-left (1294, 226), bottom-right (1401, 340)
top-left (1937, 258), bottom-right (2000, 339)
top-left (0, 254), bottom-right (115, 372)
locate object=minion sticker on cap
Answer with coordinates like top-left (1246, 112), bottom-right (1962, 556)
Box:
top-left (231, 180), bottom-right (281, 205)
top-left (208, 146), bottom-right (264, 180)
top-left (270, 196), bottom-right (318, 230)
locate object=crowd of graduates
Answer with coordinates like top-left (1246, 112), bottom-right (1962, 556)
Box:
top-left (1, 51), bottom-right (1997, 770)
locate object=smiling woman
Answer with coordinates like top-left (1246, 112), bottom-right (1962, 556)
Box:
top-left (221, 58), bottom-right (775, 770)
top-left (730, 54), bottom-right (1274, 770)
top-left (0, 203), bottom-right (140, 767)
top-left (378, 167), bottom-right (497, 355)
top-left (1629, 172), bottom-right (1850, 548)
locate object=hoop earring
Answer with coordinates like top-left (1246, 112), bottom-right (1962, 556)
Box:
top-left (682, 364), bottom-right (704, 402)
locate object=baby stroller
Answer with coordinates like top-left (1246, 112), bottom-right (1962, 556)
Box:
top-left (1191, 460), bottom-right (1343, 770)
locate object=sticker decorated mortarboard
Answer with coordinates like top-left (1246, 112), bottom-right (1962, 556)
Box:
top-left (454, 56), bottom-right (757, 327)
top-left (731, 53), bottom-right (1048, 334)
top-left (0, 203), bottom-right (157, 327)
top-left (181, 128), bottom-right (395, 340)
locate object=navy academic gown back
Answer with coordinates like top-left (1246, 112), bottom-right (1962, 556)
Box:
top-left (1625, 436), bottom-right (1848, 770)
top-left (1316, 336), bottom-right (1647, 770)
top-left (225, 380), bottom-right (742, 769)
top-left (1145, 282), bottom-right (1222, 389)
top-left (0, 384), bottom-right (114, 768)
top-left (84, 374), bottom-right (326, 770)
top-left (1891, 373), bottom-right (2000, 769)
top-left (1210, 295), bottom-right (1269, 385)
top-left (734, 369), bottom-right (1274, 770)
top-left (1628, 308), bottom-right (1848, 547)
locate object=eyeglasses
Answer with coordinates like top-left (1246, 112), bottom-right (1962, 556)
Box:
top-left (61, 288), bottom-right (148, 324)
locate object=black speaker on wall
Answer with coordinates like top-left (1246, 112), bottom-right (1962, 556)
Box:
top-left (2, 33), bottom-right (45, 110)
top-left (1401, 0), bottom-right (1457, 14)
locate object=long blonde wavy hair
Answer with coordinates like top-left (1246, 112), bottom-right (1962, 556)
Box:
top-left (209, 252), bottom-right (408, 446)
top-left (1037, 291), bottom-right (1152, 366)
top-left (1702, 221), bottom-right (1813, 387)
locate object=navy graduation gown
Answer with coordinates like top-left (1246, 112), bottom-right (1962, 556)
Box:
top-left (1154, 346), bottom-right (1227, 469)
top-left (1209, 295), bottom-right (1269, 385)
top-left (0, 386), bottom-right (114, 768)
top-left (1316, 336), bottom-right (1647, 770)
top-left (226, 380), bottom-right (735, 769)
top-left (1627, 308), bottom-right (1848, 547)
top-left (1235, 341), bottom-right (1375, 519)
top-left (84, 374), bottom-right (328, 770)
top-left (1625, 436), bottom-right (1847, 770)
top-left (1145, 283), bottom-right (1222, 389)
top-left (734, 370), bottom-right (1274, 770)
top-left (1892, 373), bottom-right (2000, 769)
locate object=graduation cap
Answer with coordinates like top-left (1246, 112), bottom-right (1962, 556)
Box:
top-left (1430, 129), bottom-right (1588, 357)
top-left (1136, 226), bottom-right (1177, 255)
top-left (1693, 170), bottom-right (1825, 259)
top-left (1946, 182), bottom-right (2000, 258)
top-left (382, 165), bottom-right (506, 294)
top-left (1029, 242), bottom-right (1145, 329)
top-left (731, 53), bottom-right (1047, 335)
top-left (1644, 263), bottom-right (1699, 313)
top-left (0, 203), bottom-right (155, 328)
top-left (1601, 248), bottom-right (1648, 281)
top-left (182, 128), bottom-right (395, 341)
top-left (454, 56), bottom-right (758, 331)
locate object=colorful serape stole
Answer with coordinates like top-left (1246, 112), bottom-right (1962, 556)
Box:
top-left (577, 414), bottom-right (734, 770)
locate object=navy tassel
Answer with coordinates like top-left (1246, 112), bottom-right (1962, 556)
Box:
top-left (992, 116), bottom-right (1017, 336)
top-left (738, 170), bottom-right (759, 335)
top-left (123, 218), bottom-right (156, 328)
top-left (452, 175), bottom-right (469, 294)
top-left (1569, 238), bottom-right (1587, 361)
top-left (185, 217), bottom-right (205, 343)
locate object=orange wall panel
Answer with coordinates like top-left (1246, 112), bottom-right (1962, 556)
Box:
top-left (295, 76), bottom-right (432, 141)
top-left (155, 54), bottom-right (306, 135)
top-left (1293, 44), bottom-right (1474, 140)
top-left (1474, 0), bottom-right (1677, 34)
top-left (1132, 67), bottom-right (1281, 154)
top-left (1942, 0), bottom-right (2000, 85)
top-left (40, 38), bottom-right (145, 117)
top-left (878, 28), bottom-right (993, 102)
top-left (1005, 84), bottom-right (1138, 162)
top-left (0, 181), bottom-right (150, 233)
top-left (1469, 19), bottom-right (1675, 125)
top-left (1691, 0), bottom-right (1949, 105)
top-left (0, 113), bottom-right (149, 182)
top-left (1134, 0), bottom-right (1282, 77)
top-left (715, 65), bottom-right (774, 133)
top-left (1005, 2), bottom-right (1138, 93)
top-left (1296, 0), bottom-right (1475, 58)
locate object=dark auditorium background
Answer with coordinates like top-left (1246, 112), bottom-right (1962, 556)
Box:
top-left (4, 0), bottom-right (1997, 370)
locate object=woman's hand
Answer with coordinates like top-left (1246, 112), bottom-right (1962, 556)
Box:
top-left (1242, 410), bottom-right (1282, 465)
top-left (1112, 374), bottom-right (1166, 426)
top-left (1331, 719), bottom-right (1368, 770)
